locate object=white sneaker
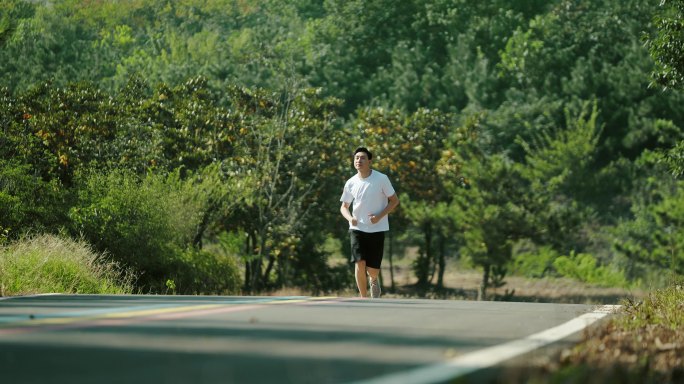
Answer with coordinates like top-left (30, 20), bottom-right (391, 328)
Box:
top-left (370, 278), bottom-right (381, 299)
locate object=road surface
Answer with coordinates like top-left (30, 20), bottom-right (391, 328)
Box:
top-left (0, 294), bottom-right (617, 383)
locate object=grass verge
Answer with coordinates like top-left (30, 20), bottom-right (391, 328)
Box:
top-left (0, 234), bottom-right (135, 296)
top-left (492, 282), bottom-right (683, 384)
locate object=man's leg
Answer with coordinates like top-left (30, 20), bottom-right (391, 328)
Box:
top-left (355, 260), bottom-right (368, 298)
top-left (367, 267), bottom-right (381, 298)
top-left (366, 232), bottom-right (384, 299)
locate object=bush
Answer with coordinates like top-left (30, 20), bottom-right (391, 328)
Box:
top-left (68, 167), bottom-right (243, 293)
top-left (0, 234), bottom-right (134, 296)
top-left (166, 248), bottom-right (242, 295)
top-left (512, 246), bottom-right (558, 278)
top-left (553, 251), bottom-right (629, 287)
top-left (0, 160), bottom-right (66, 240)
top-left (68, 169), bottom-right (185, 290)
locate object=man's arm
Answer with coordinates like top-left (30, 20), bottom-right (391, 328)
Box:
top-left (369, 194), bottom-right (400, 224)
top-left (340, 202), bottom-right (357, 226)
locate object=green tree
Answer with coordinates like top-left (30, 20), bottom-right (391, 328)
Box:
top-left (226, 86), bottom-right (345, 293)
top-left (349, 107), bottom-right (463, 288)
top-left (307, 0), bottom-right (546, 114)
top-left (0, 0), bottom-right (35, 47)
top-left (497, 0), bottom-right (684, 166)
top-left (645, 0), bottom-right (684, 90)
top-left (445, 104), bottom-right (607, 297)
top-left (401, 198), bottom-right (457, 289)
top-left (613, 151), bottom-right (684, 284)
top-left (516, 102), bottom-right (604, 252)
top-left (449, 150), bottom-right (529, 300)
top-left (645, 0), bottom-right (684, 178)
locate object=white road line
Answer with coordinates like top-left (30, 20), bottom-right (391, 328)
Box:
top-left (351, 305), bottom-right (621, 384)
top-left (0, 293), bottom-right (62, 301)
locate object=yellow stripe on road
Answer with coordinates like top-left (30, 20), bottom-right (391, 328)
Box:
top-left (0, 296), bottom-right (340, 334)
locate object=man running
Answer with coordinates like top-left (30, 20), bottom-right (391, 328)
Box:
top-left (340, 147), bottom-right (400, 298)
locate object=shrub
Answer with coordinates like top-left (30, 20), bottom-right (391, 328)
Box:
top-left (512, 246), bottom-right (558, 278)
top-left (0, 234), bottom-right (134, 296)
top-left (68, 167), bottom-right (243, 293)
top-left (167, 248), bottom-right (242, 295)
top-left (0, 160), bottom-right (66, 240)
top-left (68, 169), bottom-right (185, 290)
top-left (553, 251), bottom-right (629, 287)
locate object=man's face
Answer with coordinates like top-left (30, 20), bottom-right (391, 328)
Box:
top-left (354, 152), bottom-right (371, 171)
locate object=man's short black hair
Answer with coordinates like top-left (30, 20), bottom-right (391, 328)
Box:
top-left (354, 147), bottom-right (373, 160)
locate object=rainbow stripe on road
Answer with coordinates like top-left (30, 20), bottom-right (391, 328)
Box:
top-left (0, 295), bottom-right (339, 335)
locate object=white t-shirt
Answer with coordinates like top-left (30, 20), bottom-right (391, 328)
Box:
top-left (340, 170), bottom-right (396, 233)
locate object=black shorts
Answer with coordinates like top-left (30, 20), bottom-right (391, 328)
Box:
top-left (349, 230), bottom-right (385, 269)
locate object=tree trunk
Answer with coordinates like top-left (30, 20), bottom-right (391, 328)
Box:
top-left (250, 258), bottom-right (262, 292)
top-left (276, 250), bottom-right (285, 288)
top-left (416, 222), bottom-right (432, 287)
top-left (437, 233), bottom-right (446, 289)
top-left (244, 262), bottom-right (251, 293)
top-left (192, 201), bottom-right (219, 249)
top-left (243, 231), bottom-right (254, 293)
top-left (478, 264), bottom-right (490, 301)
top-left (245, 230), bottom-right (263, 293)
top-left (262, 254), bottom-right (276, 288)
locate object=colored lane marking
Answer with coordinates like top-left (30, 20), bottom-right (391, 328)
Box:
top-left (0, 296), bottom-right (325, 324)
top-left (3, 304), bottom-right (226, 328)
top-left (351, 305), bottom-right (621, 384)
top-left (0, 296), bottom-right (341, 335)
top-left (0, 304), bottom-right (181, 324)
top-left (0, 304), bottom-right (265, 336)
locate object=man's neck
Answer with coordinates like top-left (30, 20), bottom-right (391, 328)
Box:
top-left (358, 169), bottom-right (372, 179)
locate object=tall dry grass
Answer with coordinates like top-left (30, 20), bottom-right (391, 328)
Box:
top-left (0, 234), bottom-right (135, 296)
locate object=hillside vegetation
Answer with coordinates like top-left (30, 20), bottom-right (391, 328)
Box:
top-left (1, 0), bottom-right (683, 299)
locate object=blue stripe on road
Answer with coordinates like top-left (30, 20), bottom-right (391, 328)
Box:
top-left (0, 296), bottom-right (310, 324)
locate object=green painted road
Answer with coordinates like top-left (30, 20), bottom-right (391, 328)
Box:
top-left (0, 295), bottom-right (616, 384)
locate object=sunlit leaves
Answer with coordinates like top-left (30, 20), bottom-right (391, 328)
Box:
top-left (645, 0), bottom-right (684, 90)
top-left (518, 101), bottom-right (602, 197)
top-left (351, 107), bottom-right (454, 202)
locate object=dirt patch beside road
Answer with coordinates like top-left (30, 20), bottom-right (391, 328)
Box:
top-left (379, 263), bottom-right (644, 305)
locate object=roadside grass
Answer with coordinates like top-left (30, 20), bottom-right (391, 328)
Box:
top-left (492, 282), bottom-right (683, 384)
top-left (556, 282), bottom-right (683, 383)
top-left (0, 234), bottom-right (135, 296)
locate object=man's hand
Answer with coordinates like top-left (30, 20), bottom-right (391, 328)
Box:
top-left (368, 214), bottom-right (379, 224)
top-left (350, 218), bottom-right (358, 226)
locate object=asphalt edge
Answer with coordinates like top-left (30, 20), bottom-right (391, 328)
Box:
top-left (350, 305), bottom-right (621, 384)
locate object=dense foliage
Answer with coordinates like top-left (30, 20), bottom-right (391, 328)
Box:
top-left (1, 0), bottom-right (683, 296)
